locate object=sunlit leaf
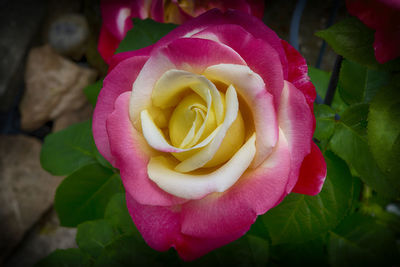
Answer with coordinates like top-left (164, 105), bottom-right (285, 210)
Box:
top-left (55, 164), bottom-right (123, 227)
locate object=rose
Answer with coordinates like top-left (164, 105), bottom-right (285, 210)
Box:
top-left (98, 0), bottom-right (265, 63)
top-left (93, 9), bottom-right (327, 260)
top-left (346, 0), bottom-right (400, 63)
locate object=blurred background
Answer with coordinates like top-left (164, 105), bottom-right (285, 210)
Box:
top-left (0, 0), bottom-right (346, 266)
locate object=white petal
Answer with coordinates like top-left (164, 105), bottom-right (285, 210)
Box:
top-left (174, 84), bottom-right (239, 172)
top-left (148, 133), bottom-right (256, 199)
top-left (141, 109), bottom-right (218, 153)
top-left (152, 70), bottom-right (224, 124)
top-left (204, 64), bottom-right (279, 167)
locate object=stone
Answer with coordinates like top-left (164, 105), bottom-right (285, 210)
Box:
top-left (0, 135), bottom-right (62, 263)
top-left (4, 209), bottom-right (77, 267)
top-left (0, 0), bottom-right (46, 112)
top-left (47, 14), bottom-right (90, 60)
top-left (19, 45), bottom-right (97, 131)
top-left (53, 102), bottom-right (93, 132)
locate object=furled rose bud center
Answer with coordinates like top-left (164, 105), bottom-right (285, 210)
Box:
top-left (137, 67), bottom-right (257, 199)
top-left (169, 92), bottom-right (245, 168)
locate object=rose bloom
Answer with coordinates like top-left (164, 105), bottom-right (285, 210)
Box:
top-left (93, 9), bottom-right (327, 260)
top-left (346, 0), bottom-right (400, 63)
top-left (98, 0), bottom-right (265, 63)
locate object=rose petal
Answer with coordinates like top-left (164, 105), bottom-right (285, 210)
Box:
top-left (150, 0), bottom-right (164, 22)
top-left (125, 193), bottom-right (181, 251)
top-left (278, 81), bottom-right (314, 193)
top-left (126, 193), bottom-right (247, 261)
top-left (152, 70), bottom-right (223, 123)
top-left (292, 142), bottom-right (327, 195)
top-left (192, 24), bottom-right (284, 108)
top-left (129, 37), bottom-right (245, 131)
top-left (374, 28), bottom-right (400, 64)
top-left (140, 69), bottom-right (226, 153)
top-left (152, 9), bottom-right (287, 77)
top-left (101, 0), bottom-right (133, 40)
top-left (281, 40), bottom-right (316, 111)
top-left (181, 129), bottom-right (291, 239)
top-left (203, 63), bottom-right (278, 167)
top-left (108, 45), bottom-right (154, 72)
top-left (346, 0), bottom-right (400, 63)
top-left (174, 230), bottom-right (246, 261)
top-left (98, 26), bottom-right (120, 64)
top-left (140, 109), bottom-right (217, 153)
top-left (93, 54), bottom-right (150, 164)
top-left (106, 92), bottom-right (186, 206)
top-left (147, 133), bottom-right (256, 199)
top-left (175, 85), bottom-right (239, 172)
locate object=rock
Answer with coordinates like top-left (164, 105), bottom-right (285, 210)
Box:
top-left (0, 135), bottom-right (62, 263)
top-left (53, 103), bottom-right (93, 132)
top-left (19, 45), bottom-right (97, 131)
top-left (47, 14), bottom-right (90, 60)
top-left (0, 0), bottom-right (46, 112)
top-left (4, 209), bottom-right (77, 267)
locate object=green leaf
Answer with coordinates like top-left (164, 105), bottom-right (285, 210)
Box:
top-left (329, 104), bottom-right (398, 197)
top-left (308, 66), bottom-right (347, 113)
top-left (94, 235), bottom-right (177, 267)
top-left (314, 104), bottom-right (336, 141)
top-left (316, 17), bottom-right (400, 70)
top-left (185, 234), bottom-right (269, 267)
top-left (270, 237), bottom-right (329, 266)
top-left (117, 18), bottom-right (177, 53)
top-left (35, 248), bottom-right (90, 267)
top-left (84, 80), bottom-right (103, 106)
top-left (76, 219), bottom-right (116, 259)
top-left (308, 66), bottom-right (331, 97)
top-left (41, 120), bottom-right (113, 175)
top-left (338, 59), bottom-right (391, 105)
top-left (368, 85), bottom-right (400, 183)
top-left (55, 164), bottom-right (123, 227)
top-left (41, 120), bottom-right (97, 176)
top-left (328, 213), bottom-right (398, 267)
top-left (104, 193), bottom-right (140, 237)
top-left (260, 151), bottom-right (355, 244)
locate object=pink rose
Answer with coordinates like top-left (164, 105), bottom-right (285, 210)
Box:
top-left (346, 0), bottom-right (400, 63)
top-left (98, 0), bottom-right (265, 63)
top-left (93, 9), bottom-right (326, 260)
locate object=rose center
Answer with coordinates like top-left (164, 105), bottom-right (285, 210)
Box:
top-left (140, 69), bottom-right (246, 172)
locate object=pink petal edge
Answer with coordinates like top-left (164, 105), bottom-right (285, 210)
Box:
top-left (107, 92), bottom-right (187, 206)
top-left (292, 142), bottom-right (327, 195)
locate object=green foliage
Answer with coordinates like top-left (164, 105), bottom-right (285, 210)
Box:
top-left (104, 193), bottom-right (140, 237)
top-left (270, 237), bottom-right (329, 266)
top-left (38, 12), bottom-right (400, 267)
top-left (41, 121), bottom-right (98, 176)
top-left (84, 80), bottom-right (103, 106)
top-left (314, 104), bottom-right (336, 141)
top-left (368, 85), bottom-right (400, 183)
top-left (308, 66), bottom-right (347, 113)
top-left (93, 235), bottom-right (176, 267)
top-left (117, 18), bottom-right (177, 53)
top-left (338, 59), bottom-right (391, 105)
top-left (260, 151), bottom-right (357, 245)
top-left (35, 248), bottom-right (91, 267)
top-left (55, 164), bottom-right (124, 227)
top-left (329, 104), bottom-right (398, 197)
top-left (184, 235), bottom-right (269, 267)
top-left (328, 213), bottom-right (399, 267)
top-left (316, 18), bottom-right (375, 67)
top-left (76, 220), bottom-right (116, 259)
top-left (316, 17), bottom-right (400, 70)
